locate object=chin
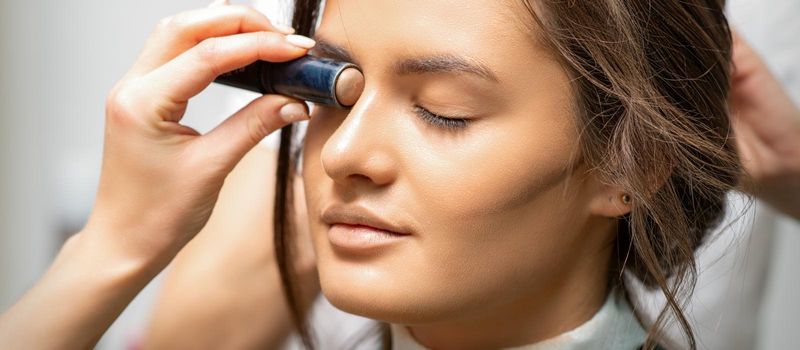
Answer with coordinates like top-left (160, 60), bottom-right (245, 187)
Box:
top-left (317, 258), bottom-right (475, 325)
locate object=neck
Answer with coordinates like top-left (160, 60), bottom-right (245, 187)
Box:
top-left (405, 234), bottom-right (614, 349)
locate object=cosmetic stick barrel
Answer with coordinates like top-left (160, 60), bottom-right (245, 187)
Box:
top-left (214, 55), bottom-right (364, 108)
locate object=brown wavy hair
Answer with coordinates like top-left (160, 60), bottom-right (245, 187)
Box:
top-left (273, 1), bottom-right (741, 349)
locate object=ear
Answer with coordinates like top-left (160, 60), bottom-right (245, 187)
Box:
top-left (588, 181), bottom-right (633, 218)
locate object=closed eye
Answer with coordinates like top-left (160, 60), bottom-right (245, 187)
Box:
top-left (413, 105), bottom-right (471, 130)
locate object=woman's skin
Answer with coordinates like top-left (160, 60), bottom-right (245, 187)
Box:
top-left (302, 0), bottom-right (631, 348)
top-left (2, 0), bottom-right (800, 349)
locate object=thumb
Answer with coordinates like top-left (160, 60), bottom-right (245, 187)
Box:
top-left (200, 94), bottom-right (310, 170)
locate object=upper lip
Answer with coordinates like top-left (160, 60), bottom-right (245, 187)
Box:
top-left (322, 204), bottom-right (411, 235)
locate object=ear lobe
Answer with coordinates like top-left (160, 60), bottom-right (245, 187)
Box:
top-left (590, 183), bottom-right (633, 218)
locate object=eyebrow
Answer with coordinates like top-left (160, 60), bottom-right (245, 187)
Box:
top-left (312, 37), bottom-right (500, 84)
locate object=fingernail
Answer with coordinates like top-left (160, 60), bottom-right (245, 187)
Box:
top-left (208, 0), bottom-right (228, 7)
top-left (286, 34), bottom-right (316, 49)
top-left (279, 102), bottom-right (309, 123)
top-left (273, 23), bottom-right (295, 35)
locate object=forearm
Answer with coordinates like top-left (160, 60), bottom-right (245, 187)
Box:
top-left (0, 229), bottom-right (166, 349)
top-left (144, 253), bottom-right (320, 350)
top-left (143, 147), bottom-right (321, 349)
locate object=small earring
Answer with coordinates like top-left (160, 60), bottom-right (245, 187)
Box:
top-left (621, 193), bottom-right (632, 205)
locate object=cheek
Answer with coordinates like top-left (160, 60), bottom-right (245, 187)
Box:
top-left (373, 114), bottom-right (589, 321)
top-left (412, 113), bottom-right (580, 228)
top-left (408, 79), bottom-right (587, 288)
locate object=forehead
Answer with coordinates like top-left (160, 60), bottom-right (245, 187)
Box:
top-left (316, 0), bottom-right (539, 70)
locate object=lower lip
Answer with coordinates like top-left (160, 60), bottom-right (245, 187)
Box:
top-left (327, 224), bottom-right (410, 253)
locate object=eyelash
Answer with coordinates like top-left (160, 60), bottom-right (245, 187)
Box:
top-left (413, 105), bottom-right (471, 130)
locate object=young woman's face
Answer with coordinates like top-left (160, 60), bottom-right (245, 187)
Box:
top-left (302, 0), bottom-right (620, 327)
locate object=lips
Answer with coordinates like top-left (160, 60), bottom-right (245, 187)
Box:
top-left (321, 204), bottom-right (411, 236)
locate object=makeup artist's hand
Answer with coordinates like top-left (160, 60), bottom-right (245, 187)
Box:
top-left (0, 5), bottom-right (315, 349)
top-left (730, 33), bottom-right (800, 219)
top-left (88, 4), bottom-right (316, 266)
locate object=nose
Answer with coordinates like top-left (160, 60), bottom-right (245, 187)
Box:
top-left (320, 91), bottom-right (398, 188)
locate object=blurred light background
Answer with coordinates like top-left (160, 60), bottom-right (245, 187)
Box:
top-left (0, 0), bottom-right (798, 348)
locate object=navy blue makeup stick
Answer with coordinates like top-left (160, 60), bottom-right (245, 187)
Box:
top-left (214, 55), bottom-right (363, 108)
